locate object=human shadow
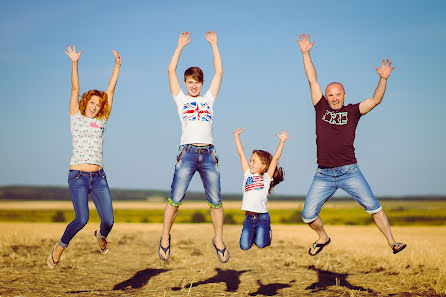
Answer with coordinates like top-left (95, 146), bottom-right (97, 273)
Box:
top-left (113, 268), bottom-right (170, 291)
top-left (306, 265), bottom-right (373, 292)
top-left (172, 268), bottom-right (250, 292)
top-left (249, 280), bottom-right (295, 296)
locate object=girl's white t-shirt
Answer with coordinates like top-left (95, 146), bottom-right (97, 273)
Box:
top-left (173, 90), bottom-right (215, 145)
top-left (241, 169), bottom-right (271, 213)
top-left (70, 111), bottom-right (107, 167)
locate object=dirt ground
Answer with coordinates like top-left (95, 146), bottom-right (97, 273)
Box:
top-left (0, 223), bottom-right (445, 297)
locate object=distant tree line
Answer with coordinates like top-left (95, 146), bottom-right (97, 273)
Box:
top-left (0, 186), bottom-right (444, 201)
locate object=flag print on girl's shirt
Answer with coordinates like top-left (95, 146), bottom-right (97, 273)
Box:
top-left (245, 175), bottom-right (264, 192)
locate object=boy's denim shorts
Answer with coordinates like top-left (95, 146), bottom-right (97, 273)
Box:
top-left (169, 144), bottom-right (222, 208)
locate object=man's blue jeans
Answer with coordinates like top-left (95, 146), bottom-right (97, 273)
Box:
top-left (59, 169), bottom-right (114, 248)
top-left (240, 213), bottom-right (271, 250)
top-left (169, 144), bottom-right (222, 208)
top-left (302, 164), bottom-right (382, 223)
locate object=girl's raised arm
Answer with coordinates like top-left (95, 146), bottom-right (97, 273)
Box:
top-left (106, 50), bottom-right (122, 116)
top-left (233, 128), bottom-right (249, 173)
top-left (65, 45), bottom-right (81, 116)
top-left (267, 130), bottom-right (289, 179)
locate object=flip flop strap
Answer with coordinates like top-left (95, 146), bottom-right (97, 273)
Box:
top-left (160, 235), bottom-right (171, 253)
top-left (51, 247), bottom-right (59, 265)
top-left (312, 242), bottom-right (324, 249)
top-left (216, 246), bottom-right (226, 255)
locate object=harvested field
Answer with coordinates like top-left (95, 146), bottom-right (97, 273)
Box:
top-left (0, 223), bottom-right (445, 296)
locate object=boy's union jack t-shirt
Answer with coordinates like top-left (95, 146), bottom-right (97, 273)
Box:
top-left (241, 170), bottom-right (271, 213)
top-left (173, 90), bottom-right (215, 145)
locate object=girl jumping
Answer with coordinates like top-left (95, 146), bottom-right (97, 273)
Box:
top-left (233, 128), bottom-right (289, 250)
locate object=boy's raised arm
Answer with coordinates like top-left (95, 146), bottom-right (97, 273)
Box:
top-left (168, 32), bottom-right (191, 97)
top-left (233, 128), bottom-right (249, 173)
top-left (206, 31), bottom-right (223, 98)
top-left (296, 33), bottom-right (322, 106)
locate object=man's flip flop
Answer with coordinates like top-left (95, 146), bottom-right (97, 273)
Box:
top-left (308, 238), bottom-right (331, 256)
top-left (94, 230), bottom-right (109, 254)
top-left (212, 238), bottom-right (229, 263)
top-left (159, 234), bottom-right (171, 261)
top-left (47, 243), bottom-right (59, 269)
top-left (392, 242), bottom-right (407, 254)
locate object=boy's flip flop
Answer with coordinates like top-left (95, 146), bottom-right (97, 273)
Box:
top-left (94, 230), bottom-right (109, 254)
top-left (212, 238), bottom-right (230, 263)
top-left (392, 242), bottom-right (407, 254)
top-left (159, 234), bottom-right (171, 261)
top-left (308, 238), bottom-right (331, 256)
top-left (47, 243), bottom-right (59, 269)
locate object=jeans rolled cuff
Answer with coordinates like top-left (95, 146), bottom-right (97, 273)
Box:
top-left (168, 197), bottom-right (183, 207)
top-left (302, 215), bottom-right (318, 224)
top-left (366, 206), bottom-right (382, 214)
top-left (59, 240), bottom-right (69, 249)
top-left (208, 201), bottom-right (222, 209)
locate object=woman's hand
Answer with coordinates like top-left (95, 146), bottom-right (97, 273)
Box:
top-left (65, 45), bottom-right (82, 62)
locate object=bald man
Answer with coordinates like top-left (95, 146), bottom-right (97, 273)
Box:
top-left (296, 33), bottom-right (406, 256)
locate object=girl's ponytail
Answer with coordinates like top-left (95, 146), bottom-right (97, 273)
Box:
top-left (269, 166), bottom-right (284, 194)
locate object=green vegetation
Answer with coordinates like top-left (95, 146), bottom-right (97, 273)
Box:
top-left (4, 185), bottom-right (445, 201)
top-left (1, 203), bottom-right (445, 225)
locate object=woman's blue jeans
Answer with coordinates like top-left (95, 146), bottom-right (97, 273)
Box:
top-left (240, 212), bottom-right (271, 250)
top-left (59, 169), bottom-right (114, 248)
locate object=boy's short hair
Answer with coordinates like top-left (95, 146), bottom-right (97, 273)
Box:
top-left (184, 67), bottom-right (203, 83)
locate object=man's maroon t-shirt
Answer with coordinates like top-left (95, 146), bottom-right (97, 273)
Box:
top-left (314, 96), bottom-right (362, 168)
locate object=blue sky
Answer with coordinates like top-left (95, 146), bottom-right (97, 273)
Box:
top-left (1, 0), bottom-right (445, 196)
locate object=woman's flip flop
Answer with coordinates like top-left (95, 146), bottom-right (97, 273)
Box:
top-left (47, 243), bottom-right (59, 269)
top-left (94, 230), bottom-right (110, 254)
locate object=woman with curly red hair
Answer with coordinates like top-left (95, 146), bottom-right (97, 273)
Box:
top-left (47, 45), bottom-right (121, 269)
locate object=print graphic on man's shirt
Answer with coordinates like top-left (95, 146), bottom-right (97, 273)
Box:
top-left (183, 102), bottom-right (212, 122)
top-left (245, 176), bottom-right (264, 192)
top-left (322, 110), bottom-right (348, 125)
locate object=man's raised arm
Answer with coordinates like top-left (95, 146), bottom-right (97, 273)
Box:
top-left (359, 59), bottom-right (395, 115)
top-left (297, 33), bottom-right (322, 106)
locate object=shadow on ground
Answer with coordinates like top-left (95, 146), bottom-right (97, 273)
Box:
top-left (249, 280), bottom-right (295, 296)
top-left (305, 265), bottom-right (373, 293)
top-left (172, 268), bottom-right (250, 292)
top-left (113, 268), bottom-right (170, 291)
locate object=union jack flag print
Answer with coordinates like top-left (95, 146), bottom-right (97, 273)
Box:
top-left (183, 101), bottom-right (212, 122)
top-left (245, 176), bottom-right (264, 192)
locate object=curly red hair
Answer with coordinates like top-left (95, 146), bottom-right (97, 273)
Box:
top-left (79, 90), bottom-right (109, 120)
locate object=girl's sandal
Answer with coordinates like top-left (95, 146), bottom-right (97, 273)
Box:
top-left (47, 243), bottom-right (59, 269)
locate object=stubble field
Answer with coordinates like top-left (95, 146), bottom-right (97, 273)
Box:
top-left (1, 222), bottom-right (445, 297)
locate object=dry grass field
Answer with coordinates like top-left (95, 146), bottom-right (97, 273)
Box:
top-left (1, 223), bottom-right (445, 297)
